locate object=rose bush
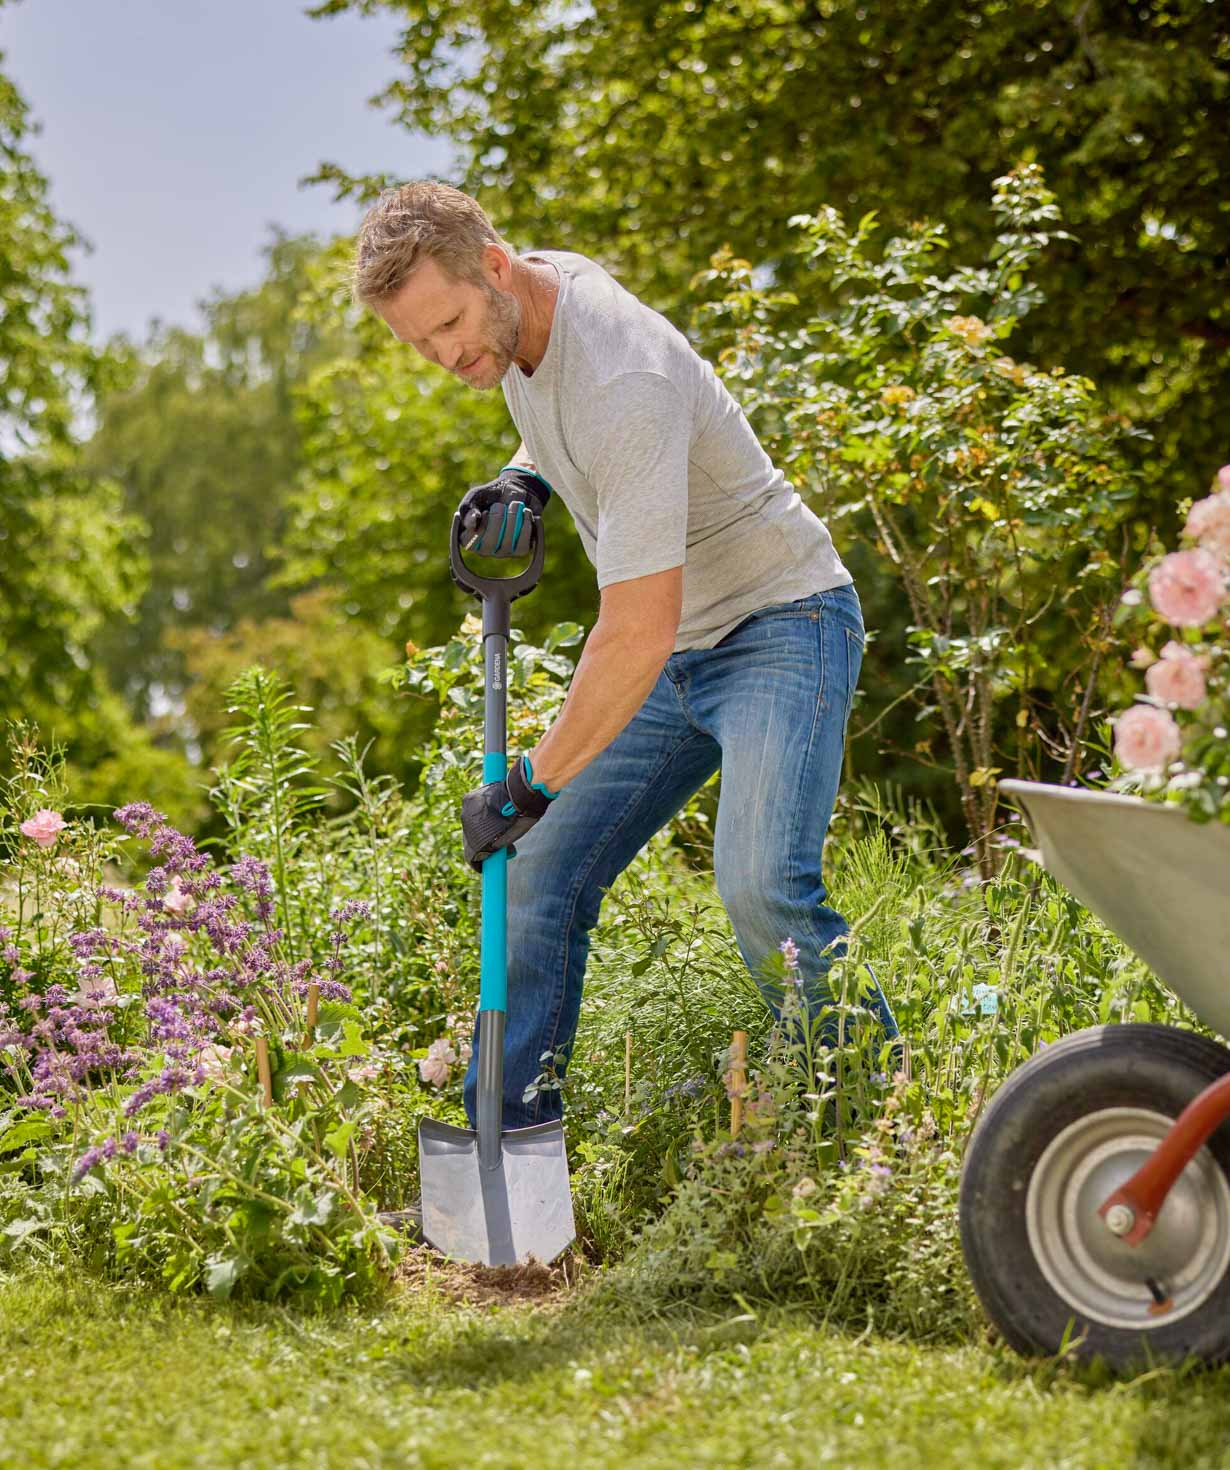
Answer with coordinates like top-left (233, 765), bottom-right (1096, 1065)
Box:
top-left (1110, 465), bottom-right (1230, 821)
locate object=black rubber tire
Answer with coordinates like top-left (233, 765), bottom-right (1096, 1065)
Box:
top-left (960, 1024), bottom-right (1230, 1367)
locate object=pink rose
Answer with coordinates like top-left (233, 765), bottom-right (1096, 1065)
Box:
top-left (1218, 465), bottom-right (1230, 491)
top-left (162, 874), bottom-right (194, 914)
top-left (1185, 490), bottom-right (1230, 561)
top-left (19, 809), bottom-right (66, 849)
top-left (418, 1036), bottom-right (457, 1089)
top-left (346, 1062), bottom-right (380, 1084)
top-left (1148, 548), bottom-right (1226, 627)
top-left (418, 1053), bottom-right (450, 1088)
top-left (1114, 704), bottom-right (1183, 771)
top-left (1145, 641), bottom-right (1208, 710)
top-left (1129, 647), bottom-right (1157, 670)
top-left (197, 1043), bottom-right (234, 1081)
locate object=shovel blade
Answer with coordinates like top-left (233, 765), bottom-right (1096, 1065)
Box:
top-left (418, 1116), bottom-right (575, 1266)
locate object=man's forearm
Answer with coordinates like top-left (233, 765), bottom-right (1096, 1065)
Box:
top-left (527, 621), bottom-right (671, 791)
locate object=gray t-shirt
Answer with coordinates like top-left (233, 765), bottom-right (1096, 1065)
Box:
top-left (501, 249), bottom-right (851, 652)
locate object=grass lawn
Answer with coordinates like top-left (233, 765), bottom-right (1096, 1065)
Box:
top-left (3, 1267), bottom-right (1230, 1470)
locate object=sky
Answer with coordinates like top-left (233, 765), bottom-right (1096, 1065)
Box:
top-left (2, 0), bottom-right (453, 343)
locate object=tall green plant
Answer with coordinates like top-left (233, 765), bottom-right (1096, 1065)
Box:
top-left (208, 668), bottom-right (330, 954)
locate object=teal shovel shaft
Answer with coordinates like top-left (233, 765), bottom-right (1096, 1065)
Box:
top-left (476, 624), bottom-right (510, 1170)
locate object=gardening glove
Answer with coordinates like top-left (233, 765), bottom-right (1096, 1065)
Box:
top-left (460, 754), bottom-right (563, 871)
top-left (457, 467), bottom-right (552, 558)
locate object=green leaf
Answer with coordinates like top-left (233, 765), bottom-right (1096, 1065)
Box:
top-left (3, 1218), bottom-right (48, 1240)
top-left (0, 1148), bottom-right (39, 1174)
top-left (271, 1055), bottom-right (323, 1103)
top-left (205, 1254), bottom-right (247, 1300)
top-left (544, 621), bottom-right (584, 650)
top-left (289, 1186), bottom-right (335, 1228)
top-left (339, 1019), bottom-right (369, 1058)
top-left (0, 1119), bottom-right (52, 1154)
top-left (324, 1121), bottom-right (357, 1160)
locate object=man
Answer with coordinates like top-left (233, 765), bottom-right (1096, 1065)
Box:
top-left (353, 180), bottom-right (897, 1134)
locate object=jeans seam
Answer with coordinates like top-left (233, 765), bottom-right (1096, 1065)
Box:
top-left (783, 605), bottom-right (828, 899)
top-left (524, 728), bottom-right (714, 1123)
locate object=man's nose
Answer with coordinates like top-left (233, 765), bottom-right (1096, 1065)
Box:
top-left (442, 338), bottom-right (468, 371)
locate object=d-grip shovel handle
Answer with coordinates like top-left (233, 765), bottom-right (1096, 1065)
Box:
top-left (449, 504), bottom-right (545, 625)
top-left (449, 501), bottom-right (546, 1170)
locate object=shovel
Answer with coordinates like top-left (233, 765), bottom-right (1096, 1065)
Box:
top-left (417, 495), bottom-right (576, 1267)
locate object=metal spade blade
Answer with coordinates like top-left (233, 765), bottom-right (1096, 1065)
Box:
top-left (418, 1115), bottom-right (575, 1266)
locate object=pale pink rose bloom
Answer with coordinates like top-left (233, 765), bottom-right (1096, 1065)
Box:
top-left (418, 1053), bottom-right (450, 1088)
top-left (19, 809), bottom-right (66, 849)
top-left (1114, 704), bottom-right (1183, 771)
top-left (1185, 490), bottom-right (1230, 560)
top-left (73, 971), bottom-right (118, 1007)
top-left (162, 874), bottom-right (194, 914)
top-left (346, 1062), bottom-right (380, 1084)
top-left (197, 1043), bottom-right (233, 1081)
top-left (1148, 548), bottom-right (1226, 627)
top-left (1218, 465), bottom-right (1230, 491)
top-left (418, 1036), bottom-right (457, 1088)
top-left (1145, 641), bottom-right (1208, 710)
top-left (1129, 647), bottom-right (1157, 670)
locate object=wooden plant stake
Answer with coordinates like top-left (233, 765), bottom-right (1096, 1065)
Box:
top-left (729, 1030), bottom-right (748, 1138)
top-left (304, 981), bottom-right (320, 1049)
top-left (624, 1031), bottom-right (633, 1118)
top-left (254, 1036), bottom-right (273, 1108)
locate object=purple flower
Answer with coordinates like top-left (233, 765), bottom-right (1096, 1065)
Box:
top-left (73, 1146), bottom-right (103, 1181)
top-left (113, 802), bottom-right (166, 834)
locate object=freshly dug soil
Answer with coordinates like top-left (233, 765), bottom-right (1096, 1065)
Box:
top-left (395, 1245), bottom-right (580, 1307)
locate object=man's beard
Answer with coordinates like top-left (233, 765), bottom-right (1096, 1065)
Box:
top-left (458, 285), bottom-right (522, 390)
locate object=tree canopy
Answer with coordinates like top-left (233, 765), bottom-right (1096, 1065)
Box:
top-left (312, 0), bottom-right (1228, 493)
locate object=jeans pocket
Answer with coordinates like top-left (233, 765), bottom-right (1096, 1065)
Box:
top-left (746, 593), bottom-right (824, 623)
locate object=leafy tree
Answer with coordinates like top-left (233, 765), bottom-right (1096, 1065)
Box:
top-left (0, 48), bottom-right (153, 797)
top-left (84, 233), bottom-right (350, 726)
top-left (312, 0), bottom-right (1228, 500)
top-left (169, 585), bottom-right (416, 801)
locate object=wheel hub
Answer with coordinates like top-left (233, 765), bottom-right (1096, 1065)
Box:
top-left (1026, 1107), bottom-right (1230, 1330)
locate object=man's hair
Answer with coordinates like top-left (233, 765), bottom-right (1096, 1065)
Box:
top-left (351, 181), bottom-right (514, 305)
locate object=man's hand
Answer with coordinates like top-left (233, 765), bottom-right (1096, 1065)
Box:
top-left (460, 753), bottom-right (563, 871)
top-left (457, 467), bottom-right (552, 558)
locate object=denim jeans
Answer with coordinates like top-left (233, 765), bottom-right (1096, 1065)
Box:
top-left (462, 580), bottom-right (898, 1128)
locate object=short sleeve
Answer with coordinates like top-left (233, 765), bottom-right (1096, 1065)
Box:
top-left (581, 373), bottom-right (690, 589)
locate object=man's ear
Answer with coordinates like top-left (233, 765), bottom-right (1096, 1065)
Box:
top-left (482, 243), bottom-right (514, 289)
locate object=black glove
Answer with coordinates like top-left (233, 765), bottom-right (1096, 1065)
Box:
top-left (460, 754), bottom-right (563, 871)
top-left (457, 467), bottom-right (552, 558)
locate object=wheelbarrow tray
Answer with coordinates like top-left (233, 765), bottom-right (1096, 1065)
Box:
top-left (1000, 781), bottom-right (1230, 1038)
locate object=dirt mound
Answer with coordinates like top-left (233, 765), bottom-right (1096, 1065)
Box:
top-left (395, 1245), bottom-right (580, 1307)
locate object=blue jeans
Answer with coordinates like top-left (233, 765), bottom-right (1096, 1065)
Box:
top-left (463, 581), bottom-right (898, 1128)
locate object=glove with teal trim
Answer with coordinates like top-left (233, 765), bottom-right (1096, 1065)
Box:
top-left (457, 467), bottom-right (552, 558)
top-left (460, 754), bottom-right (563, 871)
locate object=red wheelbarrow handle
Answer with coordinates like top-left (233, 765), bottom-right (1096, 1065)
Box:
top-left (1099, 1071), bottom-right (1230, 1246)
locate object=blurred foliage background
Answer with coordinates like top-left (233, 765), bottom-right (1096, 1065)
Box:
top-left (1, 0), bottom-right (1226, 848)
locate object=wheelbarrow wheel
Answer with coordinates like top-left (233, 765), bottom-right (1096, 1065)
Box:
top-left (960, 1023), bottom-right (1230, 1367)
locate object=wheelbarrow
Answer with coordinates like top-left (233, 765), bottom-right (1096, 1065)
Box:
top-left (960, 779), bottom-right (1230, 1367)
